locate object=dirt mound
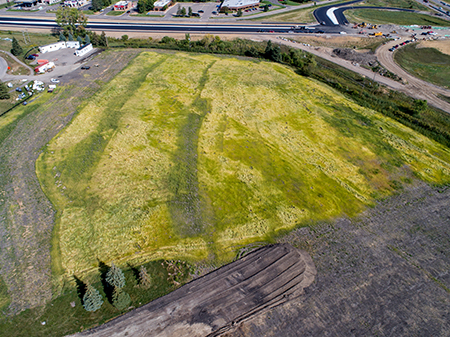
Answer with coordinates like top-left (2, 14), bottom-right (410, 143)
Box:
top-left (72, 244), bottom-right (316, 337)
top-left (332, 48), bottom-right (378, 67)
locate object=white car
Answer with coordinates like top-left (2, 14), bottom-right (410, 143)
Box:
top-left (50, 78), bottom-right (60, 83)
top-left (7, 83), bottom-right (12, 88)
top-left (21, 79), bottom-right (28, 82)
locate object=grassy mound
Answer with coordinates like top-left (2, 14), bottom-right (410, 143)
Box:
top-left (37, 51), bottom-right (450, 279)
top-left (395, 43), bottom-right (450, 89)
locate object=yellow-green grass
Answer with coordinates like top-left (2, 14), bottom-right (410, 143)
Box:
top-left (250, 5), bottom-right (316, 22)
top-left (0, 31), bottom-right (56, 55)
top-left (394, 43), bottom-right (450, 88)
top-left (345, 9), bottom-right (450, 26)
top-left (37, 51), bottom-right (450, 280)
top-left (360, 0), bottom-right (429, 11)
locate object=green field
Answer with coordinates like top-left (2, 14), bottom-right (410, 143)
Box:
top-left (395, 43), bottom-right (450, 88)
top-left (36, 51), bottom-right (450, 282)
top-left (345, 9), bottom-right (450, 26)
top-left (361, 0), bottom-right (429, 11)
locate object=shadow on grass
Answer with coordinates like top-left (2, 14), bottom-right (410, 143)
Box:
top-left (127, 263), bottom-right (141, 286)
top-left (98, 260), bottom-right (114, 304)
top-left (73, 275), bottom-right (87, 302)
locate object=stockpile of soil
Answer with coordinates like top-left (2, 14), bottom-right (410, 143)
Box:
top-left (332, 48), bottom-right (378, 67)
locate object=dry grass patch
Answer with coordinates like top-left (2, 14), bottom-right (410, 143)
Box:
top-left (37, 51), bottom-right (450, 278)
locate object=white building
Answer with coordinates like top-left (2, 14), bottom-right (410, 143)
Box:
top-left (75, 43), bottom-right (93, 57)
top-left (39, 41), bottom-right (66, 54)
top-left (220, 0), bottom-right (259, 10)
top-left (153, 0), bottom-right (171, 11)
top-left (66, 41), bottom-right (80, 49)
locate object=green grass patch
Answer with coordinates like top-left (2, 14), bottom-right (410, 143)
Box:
top-left (0, 259), bottom-right (191, 337)
top-left (360, 0), bottom-right (429, 11)
top-left (0, 277), bottom-right (11, 313)
top-left (345, 9), bottom-right (450, 26)
top-left (0, 31), bottom-right (57, 56)
top-left (394, 43), bottom-right (450, 88)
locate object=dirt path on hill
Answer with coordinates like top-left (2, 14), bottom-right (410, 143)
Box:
top-left (0, 49), bottom-right (140, 314)
top-left (268, 36), bottom-right (450, 113)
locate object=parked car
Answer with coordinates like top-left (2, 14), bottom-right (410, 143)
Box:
top-left (198, 9), bottom-right (204, 13)
top-left (26, 55), bottom-right (36, 60)
top-left (81, 66), bottom-right (90, 70)
top-left (23, 101), bottom-right (27, 105)
top-left (15, 88), bottom-right (22, 92)
top-left (50, 78), bottom-right (60, 83)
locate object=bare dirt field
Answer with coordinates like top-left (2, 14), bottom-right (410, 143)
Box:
top-left (0, 49), bottom-right (141, 314)
top-left (73, 244), bottom-right (316, 337)
top-left (417, 39), bottom-right (450, 56)
top-left (225, 182), bottom-right (450, 336)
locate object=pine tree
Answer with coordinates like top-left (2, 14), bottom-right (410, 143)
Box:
top-left (139, 266), bottom-right (151, 288)
top-left (82, 284), bottom-right (103, 312)
top-left (106, 262), bottom-right (126, 289)
top-left (85, 34), bottom-right (91, 45)
top-left (188, 6), bottom-right (192, 17)
top-left (59, 31), bottom-right (67, 41)
top-left (68, 33), bottom-right (74, 41)
top-left (180, 7), bottom-right (186, 16)
top-left (112, 287), bottom-right (131, 311)
top-left (0, 82), bottom-right (10, 100)
top-left (77, 35), bottom-right (83, 44)
top-left (11, 37), bottom-right (23, 57)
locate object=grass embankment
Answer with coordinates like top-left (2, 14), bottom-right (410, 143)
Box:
top-left (37, 51), bottom-right (450, 282)
top-left (361, 0), bottom-right (429, 11)
top-left (345, 9), bottom-right (450, 26)
top-left (394, 43), bottom-right (450, 88)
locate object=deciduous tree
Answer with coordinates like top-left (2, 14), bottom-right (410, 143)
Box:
top-left (139, 266), bottom-right (152, 288)
top-left (55, 7), bottom-right (87, 35)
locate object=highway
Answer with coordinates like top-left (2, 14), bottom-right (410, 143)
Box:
top-left (0, 16), bottom-right (348, 33)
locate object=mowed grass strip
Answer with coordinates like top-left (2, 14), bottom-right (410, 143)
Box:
top-left (394, 43), bottom-right (450, 89)
top-left (345, 9), bottom-right (450, 26)
top-left (38, 51), bottom-right (450, 277)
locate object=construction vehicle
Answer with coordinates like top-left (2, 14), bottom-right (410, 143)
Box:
top-left (374, 32), bottom-right (383, 36)
top-left (358, 22), bottom-right (367, 28)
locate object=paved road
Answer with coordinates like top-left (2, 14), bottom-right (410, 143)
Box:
top-left (0, 16), bottom-right (345, 33)
top-left (313, 0), bottom-right (416, 26)
top-left (0, 49), bottom-right (34, 80)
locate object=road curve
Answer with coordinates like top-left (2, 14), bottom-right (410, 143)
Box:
top-left (376, 39), bottom-right (450, 112)
top-left (271, 37), bottom-right (450, 113)
top-left (0, 49), bottom-right (34, 79)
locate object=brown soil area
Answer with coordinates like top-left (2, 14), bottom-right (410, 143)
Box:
top-left (417, 39), bottom-right (450, 56)
top-left (226, 182), bottom-right (450, 336)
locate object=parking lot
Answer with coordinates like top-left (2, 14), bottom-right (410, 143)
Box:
top-left (162, 2), bottom-right (219, 20)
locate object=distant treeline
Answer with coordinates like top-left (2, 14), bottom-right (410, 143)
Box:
top-left (87, 31), bottom-right (450, 149)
